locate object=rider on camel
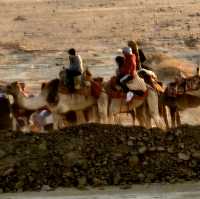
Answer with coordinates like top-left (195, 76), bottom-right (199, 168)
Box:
top-left (64, 48), bottom-right (83, 91)
top-left (117, 47), bottom-right (137, 102)
top-left (128, 40), bottom-right (146, 70)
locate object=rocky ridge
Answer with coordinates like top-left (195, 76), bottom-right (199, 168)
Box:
top-left (0, 124), bottom-right (200, 192)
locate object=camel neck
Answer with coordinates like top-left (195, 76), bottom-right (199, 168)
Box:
top-left (15, 91), bottom-right (46, 111)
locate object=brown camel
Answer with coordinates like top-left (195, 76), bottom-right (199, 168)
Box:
top-left (162, 68), bottom-right (200, 128)
top-left (162, 93), bottom-right (200, 127)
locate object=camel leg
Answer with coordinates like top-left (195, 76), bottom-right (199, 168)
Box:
top-left (143, 104), bottom-right (152, 128)
top-left (83, 107), bottom-right (98, 123)
top-left (12, 116), bottom-right (17, 131)
top-left (135, 106), bottom-right (147, 127)
top-left (160, 104), bottom-right (169, 129)
top-left (170, 107), bottom-right (176, 128)
top-left (108, 114), bottom-right (115, 124)
top-left (176, 110), bottom-right (181, 126)
top-left (97, 93), bottom-right (108, 123)
top-left (147, 89), bottom-right (164, 129)
top-left (52, 112), bottom-right (60, 130)
top-left (89, 105), bottom-right (100, 123)
top-left (76, 110), bottom-right (86, 125)
top-left (110, 113), bottom-right (120, 124)
top-left (130, 110), bottom-right (136, 125)
top-left (21, 120), bottom-right (31, 133)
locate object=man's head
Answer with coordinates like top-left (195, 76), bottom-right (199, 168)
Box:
top-left (122, 47), bottom-right (132, 55)
top-left (115, 56), bottom-right (124, 67)
top-left (68, 48), bottom-right (76, 56)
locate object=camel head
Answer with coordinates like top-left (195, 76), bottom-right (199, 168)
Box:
top-left (6, 81), bottom-right (24, 96)
top-left (83, 68), bottom-right (92, 82)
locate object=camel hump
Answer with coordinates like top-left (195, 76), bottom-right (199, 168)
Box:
top-left (58, 79), bottom-right (102, 99)
top-left (90, 80), bottom-right (102, 98)
top-left (46, 79), bottom-right (60, 105)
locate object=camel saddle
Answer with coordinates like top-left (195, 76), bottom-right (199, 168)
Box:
top-left (58, 80), bottom-right (102, 98)
top-left (166, 75), bottom-right (200, 97)
top-left (106, 76), bottom-right (148, 101)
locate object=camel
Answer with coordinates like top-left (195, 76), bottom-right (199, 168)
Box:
top-left (162, 90), bottom-right (200, 128)
top-left (107, 85), bottom-right (164, 129)
top-left (1, 81), bottom-right (31, 131)
top-left (6, 81), bottom-right (48, 131)
top-left (40, 78), bottom-right (108, 129)
top-left (6, 78), bottom-right (108, 130)
top-left (102, 71), bottom-right (164, 129)
top-left (161, 68), bottom-right (200, 127)
top-left (137, 69), bottom-right (169, 129)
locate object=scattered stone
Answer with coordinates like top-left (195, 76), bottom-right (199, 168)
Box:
top-left (138, 173), bottom-right (145, 181)
top-left (179, 143), bottom-right (185, 149)
top-left (149, 146), bottom-right (156, 152)
top-left (129, 155), bottom-right (139, 167)
top-left (167, 147), bottom-right (174, 153)
top-left (14, 16), bottom-right (26, 21)
top-left (192, 152), bottom-right (200, 160)
top-left (41, 185), bottom-right (53, 191)
top-left (120, 184), bottom-right (132, 190)
top-left (157, 146), bottom-right (165, 151)
top-left (0, 150), bottom-right (6, 159)
top-left (113, 173), bottom-right (121, 185)
top-left (178, 153), bottom-right (190, 161)
top-left (127, 140), bottom-right (134, 146)
top-left (175, 129), bottom-right (182, 136)
top-left (138, 146), bottom-right (147, 154)
top-left (78, 177), bottom-right (87, 188)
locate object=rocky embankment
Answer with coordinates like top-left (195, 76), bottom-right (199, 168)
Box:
top-left (1, 124), bottom-right (200, 192)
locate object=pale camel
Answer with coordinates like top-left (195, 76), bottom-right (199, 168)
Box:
top-left (6, 79), bottom-right (108, 130)
top-left (137, 69), bottom-right (169, 129)
top-left (42, 78), bottom-right (108, 129)
top-left (6, 81), bottom-right (47, 131)
top-left (91, 70), bottom-right (164, 129)
top-left (108, 85), bottom-right (164, 129)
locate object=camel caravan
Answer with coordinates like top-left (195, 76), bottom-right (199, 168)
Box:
top-left (0, 40), bottom-right (200, 132)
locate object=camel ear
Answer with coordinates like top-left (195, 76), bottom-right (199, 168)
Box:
top-left (196, 67), bottom-right (199, 76)
top-left (41, 82), bottom-right (46, 90)
top-left (18, 82), bottom-right (25, 90)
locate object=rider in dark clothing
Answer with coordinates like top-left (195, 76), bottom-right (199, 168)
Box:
top-left (65, 48), bottom-right (83, 91)
top-left (128, 40), bottom-right (147, 70)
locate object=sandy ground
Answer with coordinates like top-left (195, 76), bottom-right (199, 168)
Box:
top-left (1, 182), bottom-right (200, 199)
top-left (0, 0), bottom-right (200, 125)
top-left (0, 0), bottom-right (199, 61)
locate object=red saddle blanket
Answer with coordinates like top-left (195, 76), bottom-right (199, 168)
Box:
top-left (107, 76), bottom-right (148, 100)
top-left (58, 80), bottom-right (102, 98)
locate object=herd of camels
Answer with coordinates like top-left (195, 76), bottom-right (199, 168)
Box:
top-left (1, 66), bottom-right (200, 132)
